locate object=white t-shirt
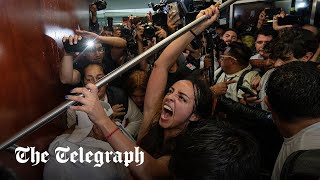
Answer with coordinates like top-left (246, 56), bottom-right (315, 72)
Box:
top-left (271, 122), bottom-right (320, 180)
top-left (258, 68), bottom-right (275, 111)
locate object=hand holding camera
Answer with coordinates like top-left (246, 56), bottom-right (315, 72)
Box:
top-left (62, 35), bottom-right (85, 54)
top-left (135, 23), bottom-right (144, 41)
top-left (154, 25), bottom-right (167, 39)
top-left (257, 9), bottom-right (266, 29)
top-left (89, 4), bottom-right (98, 15)
top-left (62, 30), bottom-right (97, 54)
top-left (272, 11), bottom-right (295, 31)
top-left (167, 12), bottom-right (181, 33)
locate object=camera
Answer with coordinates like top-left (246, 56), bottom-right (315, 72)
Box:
top-left (150, 0), bottom-right (216, 26)
top-left (142, 24), bottom-right (156, 40)
top-left (119, 26), bottom-right (132, 39)
top-left (94, 0), bottom-right (107, 11)
top-left (149, 1), bottom-right (168, 27)
top-left (117, 26), bottom-right (138, 56)
top-left (278, 15), bottom-right (302, 26)
top-left (152, 13), bottom-right (167, 27)
top-left (63, 38), bottom-right (95, 53)
top-left (205, 22), bottom-right (227, 53)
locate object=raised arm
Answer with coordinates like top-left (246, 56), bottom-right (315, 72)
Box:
top-left (76, 29), bottom-right (127, 48)
top-left (141, 5), bottom-right (220, 139)
top-left (60, 35), bottom-right (81, 85)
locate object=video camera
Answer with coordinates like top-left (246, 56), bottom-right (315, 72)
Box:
top-left (149, 0), bottom-right (217, 26)
top-left (142, 24), bottom-right (156, 40)
top-left (116, 25), bottom-right (138, 56)
top-left (94, 0), bottom-right (107, 11)
top-left (148, 1), bottom-right (168, 27)
top-left (205, 22), bottom-right (227, 53)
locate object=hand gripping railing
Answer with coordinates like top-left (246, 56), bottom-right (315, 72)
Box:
top-left (0, 0), bottom-right (237, 151)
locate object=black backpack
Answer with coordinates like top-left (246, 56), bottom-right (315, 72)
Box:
top-left (280, 149), bottom-right (320, 180)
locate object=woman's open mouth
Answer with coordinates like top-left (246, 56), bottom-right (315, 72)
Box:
top-left (161, 104), bottom-right (173, 120)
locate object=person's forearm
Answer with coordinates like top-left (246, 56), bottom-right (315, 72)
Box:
top-left (137, 39), bottom-right (144, 55)
top-left (91, 14), bottom-right (97, 23)
top-left (311, 46), bottom-right (320, 62)
top-left (97, 36), bottom-right (127, 48)
top-left (96, 117), bottom-right (169, 179)
top-left (60, 55), bottom-right (75, 84)
top-left (137, 40), bottom-right (149, 71)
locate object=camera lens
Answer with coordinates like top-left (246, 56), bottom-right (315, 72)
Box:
top-left (143, 25), bottom-right (155, 40)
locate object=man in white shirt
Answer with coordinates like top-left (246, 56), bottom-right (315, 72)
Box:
top-left (265, 62), bottom-right (320, 180)
top-left (213, 42), bottom-right (259, 102)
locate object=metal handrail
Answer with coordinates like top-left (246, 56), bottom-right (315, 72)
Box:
top-left (0, 0), bottom-right (237, 151)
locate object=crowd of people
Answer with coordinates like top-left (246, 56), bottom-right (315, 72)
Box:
top-left (41, 3), bottom-right (320, 180)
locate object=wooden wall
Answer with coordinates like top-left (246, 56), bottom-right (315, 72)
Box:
top-left (0, 0), bottom-right (90, 179)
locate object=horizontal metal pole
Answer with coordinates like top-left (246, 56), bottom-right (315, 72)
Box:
top-left (0, 0), bottom-right (237, 151)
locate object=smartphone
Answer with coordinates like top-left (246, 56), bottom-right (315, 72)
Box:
top-left (63, 38), bottom-right (89, 53)
top-left (265, 8), bottom-right (281, 18)
top-left (168, 2), bottom-right (182, 25)
top-left (238, 85), bottom-right (259, 98)
top-left (278, 15), bottom-right (301, 26)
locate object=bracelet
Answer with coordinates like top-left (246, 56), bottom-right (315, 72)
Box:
top-left (106, 127), bottom-right (120, 140)
top-left (190, 30), bottom-right (197, 38)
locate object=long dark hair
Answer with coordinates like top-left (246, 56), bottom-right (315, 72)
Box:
top-left (139, 76), bottom-right (213, 158)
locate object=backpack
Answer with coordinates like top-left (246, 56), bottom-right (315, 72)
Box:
top-left (280, 149), bottom-right (320, 180)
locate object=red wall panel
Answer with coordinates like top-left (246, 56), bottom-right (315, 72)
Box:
top-left (0, 0), bottom-right (90, 179)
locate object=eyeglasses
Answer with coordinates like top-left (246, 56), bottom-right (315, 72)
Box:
top-left (87, 47), bottom-right (105, 53)
top-left (219, 55), bottom-right (237, 61)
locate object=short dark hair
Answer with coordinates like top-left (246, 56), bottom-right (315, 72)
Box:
top-left (271, 28), bottom-right (318, 61)
top-left (227, 42), bottom-right (252, 66)
top-left (81, 62), bottom-right (107, 83)
top-left (169, 121), bottom-right (260, 180)
top-left (224, 28), bottom-right (239, 38)
top-left (254, 27), bottom-right (277, 40)
top-left (266, 61), bottom-right (320, 122)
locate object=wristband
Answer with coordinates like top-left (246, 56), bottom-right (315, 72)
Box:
top-left (106, 127), bottom-right (120, 140)
top-left (190, 30), bottom-right (197, 38)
